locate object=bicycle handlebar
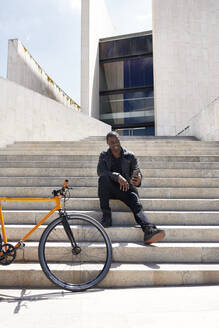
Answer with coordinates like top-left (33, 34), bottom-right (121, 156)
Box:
top-left (52, 180), bottom-right (72, 197)
top-left (63, 180), bottom-right (69, 188)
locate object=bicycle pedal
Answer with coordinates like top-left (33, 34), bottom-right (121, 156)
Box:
top-left (18, 241), bottom-right (25, 248)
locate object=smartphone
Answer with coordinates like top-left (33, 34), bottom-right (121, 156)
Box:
top-left (132, 169), bottom-right (140, 178)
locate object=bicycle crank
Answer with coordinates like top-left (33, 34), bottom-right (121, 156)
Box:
top-left (0, 243), bottom-right (16, 265)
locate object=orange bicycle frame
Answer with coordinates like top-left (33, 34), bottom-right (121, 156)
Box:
top-left (0, 196), bottom-right (62, 249)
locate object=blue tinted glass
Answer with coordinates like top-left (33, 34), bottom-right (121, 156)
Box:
top-left (99, 33), bottom-right (154, 133)
top-left (100, 91), bottom-right (154, 126)
top-left (116, 126), bottom-right (154, 136)
top-left (123, 90), bottom-right (154, 125)
top-left (100, 34), bottom-right (152, 60)
top-left (100, 56), bottom-right (153, 92)
top-left (124, 57), bottom-right (153, 88)
top-left (116, 127), bottom-right (154, 136)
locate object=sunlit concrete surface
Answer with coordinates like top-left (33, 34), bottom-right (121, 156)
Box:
top-left (1, 286), bottom-right (219, 328)
top-left (153, 0), bottom-right (219, 137)
top-left (7, 39), bottom-right (79, 111)
top-left (81, 0), bottom-right (115, 118)
top-left (0, 77), bottom-right (110, 147)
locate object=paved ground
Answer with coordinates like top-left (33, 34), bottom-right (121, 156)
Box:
top-left (1, 285), bottom-right (219, 328)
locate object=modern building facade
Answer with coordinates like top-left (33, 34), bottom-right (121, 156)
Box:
top-left (99, 31), bottom-right (154, 136)
top-left (81, 0), bottom-right (219, 141)
top-left (2, 0), bottom-right (219, 145)
top-left (80, 0), bottom-right (115, 119)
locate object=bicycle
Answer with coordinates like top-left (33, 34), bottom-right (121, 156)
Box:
top-left (0, 180), bottom-right (112, 291)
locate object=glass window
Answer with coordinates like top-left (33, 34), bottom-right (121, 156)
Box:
top-left (124, 57), bottom-right (153, 88)
top-left (116, 127), bottom-right (155, 136)
top-left (100, 90), bottom-right (154, 126)
top-left (99, 32), bottom-right (154, 135)
top-left (100, 56), bottom-right (153, 92)
top-left (100, 34), bottom-right (152, 61)
top-left (100, 61), bottom-right (124, 91)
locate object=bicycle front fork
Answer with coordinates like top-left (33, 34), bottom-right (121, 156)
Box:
top-left (61, 214), bottom-right (81, 255)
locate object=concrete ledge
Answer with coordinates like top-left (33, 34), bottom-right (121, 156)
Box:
top-left (5, 225), bottom-right (219, 243)
top-left (0, 77), bottom-right (110, 147)
top-left (2, 186), bottom-right (219, 199)
top-left (5, 241), bottom-right (219, 263)
top-left (0, 167), bottom-right (219, 178)
top-left (2, 198), bottom-right (219, 211)
top-left (7, 39), bottom-right (80, 111)
top-left (3, 210), bottom-right (219, 226)
top-left (1, 176), bottom-right (219, 188)
top-left (2, 160), bottom-right (219, 169)
top-left (1, 263), bottom-right (219, 288)
top-left (188, 96), bottom-right (219, 141)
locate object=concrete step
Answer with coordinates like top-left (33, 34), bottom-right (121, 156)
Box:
top-left (1, 177), bottom-right (219, 187)
top-left (85, 136), bottom-right (199, 141)
top-left (2, 198), bottom-right (219, 211)
top-left (8, 138), bottom-right (201, 144)
top-left (5, 149), bottom-right (219, 156)
top-left (4, 225), bottom-right (219, 243)
top-left (1, 140), bottom-right (219, 151)
top-left (70, 187), bottom-right (219, 199)
top-left (5, 241), bottom-right (219, 263)
top-left (11, 139), bottom-right (208, 147)
top-left (1, 167), bottom-right (219, 178)
top-left (7, 143), bottom-right (219, 150)
top-left (5, 139), bottom-right (215, 144)
top-left (1, 262), bottom-right (219, 288)
top-left (13, 138), bottom-right (199, 144)
top-left (2, 150), bottom-right (219, 156)
top-left (10, 140), bottom-right (205, 149)
top-left (3, 210), bottom-right (219, 226)
top-left (2, 137), bottom-right (219, 289)
top-left (2, 155), bottom-right (219, 162)
top-left (2, 161), bottom-right (219, 169)
top-left (2, 186), bottom-right (219, 199)
top-left (4, 140), bottom-right (219, 149)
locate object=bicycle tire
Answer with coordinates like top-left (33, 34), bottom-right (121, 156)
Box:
top-left (38, 213), bottom-right (112, 291)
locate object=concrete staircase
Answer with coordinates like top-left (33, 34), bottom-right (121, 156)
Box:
top-left (1, 136), bottom-right (219, 288)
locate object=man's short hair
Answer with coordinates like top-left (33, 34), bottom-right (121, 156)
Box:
top-left (106, 131), bottom-right (120, 142)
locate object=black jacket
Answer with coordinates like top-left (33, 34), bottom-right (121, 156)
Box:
top-left (97, 147), bottom-right (142, 192)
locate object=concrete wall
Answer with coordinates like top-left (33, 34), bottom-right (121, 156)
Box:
top-left (81, 0), bottom-right (115, 119)
top-left (185, 96), bottom-right (219, 141)
top-left (0, 77), bottom-right (111, 147)
top-left (153, 0), bottom-right (219, 136)
top-left (7, 39), bottom-right (80, 111)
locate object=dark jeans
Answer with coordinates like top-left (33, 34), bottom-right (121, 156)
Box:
top-left (98, 175), bottom-right (150, 231)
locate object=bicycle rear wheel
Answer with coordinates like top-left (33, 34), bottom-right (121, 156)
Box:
top-left (38, 214), bottom-right (112, 291)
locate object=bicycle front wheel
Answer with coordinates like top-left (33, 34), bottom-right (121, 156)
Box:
top-left (38, 214), bottom-right (112, 291)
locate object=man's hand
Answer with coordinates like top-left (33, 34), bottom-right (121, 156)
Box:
top-left (130, 173), bottom-right (141, 187)
top-left (118, 175), bottom-right (129, 191)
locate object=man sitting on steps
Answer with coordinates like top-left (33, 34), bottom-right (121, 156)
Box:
top-left (97, 131), bottom-right (165, 245)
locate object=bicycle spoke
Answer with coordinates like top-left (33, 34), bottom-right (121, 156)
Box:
top-left (39, 214), bottom-right (112, 291)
